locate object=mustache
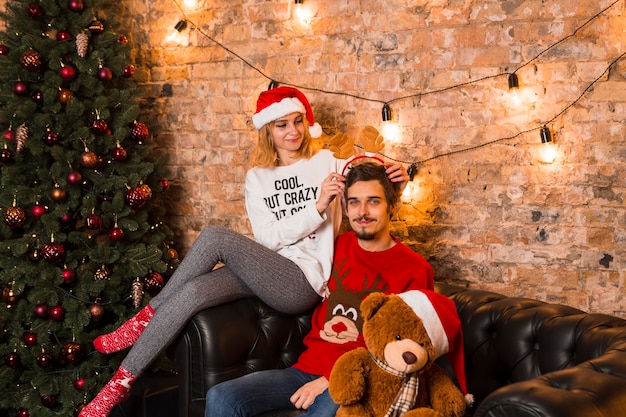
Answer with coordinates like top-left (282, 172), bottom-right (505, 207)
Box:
top-left (353, 216), bottom-right (376, 222)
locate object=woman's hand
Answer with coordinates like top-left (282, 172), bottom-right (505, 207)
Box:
top-left (385, 162), bottom-right (410, 193)
top-left (316, 172), bottom-right (345, 215)
top-left (290, 377), bottom-right (329, 409)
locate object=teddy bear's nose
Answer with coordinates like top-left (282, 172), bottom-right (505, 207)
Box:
top-left (403, 352), bottom-right (417, 365)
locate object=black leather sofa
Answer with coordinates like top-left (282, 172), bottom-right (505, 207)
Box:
top-left (171, 283), bottom-right (626, 417)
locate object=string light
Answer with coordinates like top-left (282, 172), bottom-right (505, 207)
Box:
top-left (174, 20), bottom-right (187, 32)
top-left (538, 126), bottom-right (557, 164)
top-left (381, 103), bottom-right (391, 122)
top-left (169, 0), bottom-right (624, 166)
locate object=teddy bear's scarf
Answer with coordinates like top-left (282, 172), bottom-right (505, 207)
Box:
top-left (372, 356), bottom-right (419, 417)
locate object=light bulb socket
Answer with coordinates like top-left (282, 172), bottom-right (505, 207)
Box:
top-left (382, 103), bottom-right (391, 122)
top-left (268, 80), bottom-right (279, 90)
top-left (295, 0), bottom-right (304, 4)
top-left (174, 20), bottom-right (187, 32)
top-left (508, 73), bottom-right (519, 90)
top-left (407, 163), bottom-right (418, 181)
top-left (540, 126), bottom-right (552, 143)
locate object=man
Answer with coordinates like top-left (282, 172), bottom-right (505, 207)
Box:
top-left (204, 161), bottom-right (434, 417)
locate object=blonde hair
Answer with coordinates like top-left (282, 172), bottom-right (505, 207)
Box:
top-left (250, 115), bottom-right (320, 168)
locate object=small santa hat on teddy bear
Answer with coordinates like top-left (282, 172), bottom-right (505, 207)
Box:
top-left (398, 290), bottom-right (474, 406)
top-left (252, 86), bottom-right (323, 138)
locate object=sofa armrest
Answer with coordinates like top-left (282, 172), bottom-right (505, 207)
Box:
top-left (171, 297), bottom-right (312, 417)
top-left (475, 356), bottom-right (626, 417)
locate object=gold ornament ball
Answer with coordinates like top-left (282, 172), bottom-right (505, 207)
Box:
top-left (61, 341), bottom-right (83, 363)
top-left (20, 49), bottom-right (43, 72)
top-left (58, 88), bottom-right (73, 104)
top-left (50, 187), bottom-right (67, 202)
top-left (89, 303), bottom-right (104, 321)
top-left (80, 151), bottom-right (98, 168)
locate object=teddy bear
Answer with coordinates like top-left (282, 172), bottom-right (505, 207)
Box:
top-left (328, 290), bottom-right (472, 417)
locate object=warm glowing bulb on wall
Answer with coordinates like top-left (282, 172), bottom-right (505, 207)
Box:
top-left (294, 0), bottom-right (313, 24)
top-left (183, 0), bottom-right (197, 8)
top-left (538, 126), bottom-right (557, 164)
top-left (508, 73), bottom-right (522, 106)
top-left (379, 103), bottom-right (400, 142)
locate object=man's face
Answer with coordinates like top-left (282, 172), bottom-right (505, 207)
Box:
top-left (346, 180), bottom-right (392, 241)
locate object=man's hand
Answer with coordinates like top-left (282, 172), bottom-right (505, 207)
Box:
top-left (385, 162), bottom-right (409, 193)
top-left (290, 377), bottom-right (329, 410)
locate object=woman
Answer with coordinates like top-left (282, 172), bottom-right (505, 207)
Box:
top-left (79, 86), bottom-right (408, 417)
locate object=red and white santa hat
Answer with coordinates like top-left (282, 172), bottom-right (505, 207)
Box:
top-left (252, 86), bottom-right (323, 138)
top-left (397, 289), bottom-right (473, 406)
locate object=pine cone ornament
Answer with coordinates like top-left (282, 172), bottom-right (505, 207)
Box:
top-left (16, 123), bottom-right (28, 153)
top-left (94, 265), bottom-right (111, 281)
top-left (131, 279), bottom-right (143, 308)
top-left (76, 32), bottom-right (88, 58)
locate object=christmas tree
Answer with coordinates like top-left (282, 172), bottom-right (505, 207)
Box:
top-left (0, 0), bottom-right (179, 416)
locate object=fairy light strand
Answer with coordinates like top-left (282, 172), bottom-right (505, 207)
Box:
top-left (170, 0), bottom-right (625, 165)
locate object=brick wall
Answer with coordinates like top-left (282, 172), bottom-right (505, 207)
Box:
top-left (109, 0), bottom-right (626, 316)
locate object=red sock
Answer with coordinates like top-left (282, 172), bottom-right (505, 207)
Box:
top-left (79, 366), bottom-right (136, 417)
top-left (93, 304), bottom-right (154, 354)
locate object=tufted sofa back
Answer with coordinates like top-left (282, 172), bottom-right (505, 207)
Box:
top-left (436, 283), bottom-right (626, 417)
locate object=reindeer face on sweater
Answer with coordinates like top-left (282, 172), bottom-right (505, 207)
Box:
top-left (320, 259), bottom-right (387, 344)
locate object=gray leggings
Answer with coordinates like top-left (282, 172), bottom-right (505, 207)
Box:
top-left (121, 225), bottom-right (321, 375)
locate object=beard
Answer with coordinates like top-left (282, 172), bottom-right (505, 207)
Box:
top-left (354, 229), bottom-right (376, 241)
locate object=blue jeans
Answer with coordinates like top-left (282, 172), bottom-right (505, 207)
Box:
top-left (204, 368), bottom-right (339, 417)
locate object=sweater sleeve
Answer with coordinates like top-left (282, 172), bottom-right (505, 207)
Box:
top-left (244, 172), bottom-right (327, 251)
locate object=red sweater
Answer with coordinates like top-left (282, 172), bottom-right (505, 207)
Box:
top-left (293, 231), bottom-right (434, 379)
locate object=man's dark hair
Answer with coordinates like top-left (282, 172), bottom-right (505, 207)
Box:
top-left (344, 161), bottom-right (401, 208)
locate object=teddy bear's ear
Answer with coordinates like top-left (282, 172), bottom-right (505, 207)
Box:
top-left (360, 292), bottom-right (389, 320)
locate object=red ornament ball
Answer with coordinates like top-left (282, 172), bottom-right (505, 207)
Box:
top-left (27, 2), bottom-right (44, 18)
top-left (62, 268), bottom-right (76, 284)
top-left (0, 44), bottom-right (9, 55)
top-left (66, 170), bottom-right (82, 185)
top-left (13, 81), bottom-right (29, 96)
top-left (49, 305), bottom-right (65, 321)
top-left (31, 204), bottom-right (46, 218)
top-left (142, 271), bottom-right (164, 295)
top-left (67, 0), bottom-right (83, 12)
top-left (41, 394), bottom-right (57, 408)
top-left (0, 148), bottom-right (13, 163)
top-left (60, 210), bottom-right (74, 225)
top-left (42, 242), bottom-right (66, 263)
top-left (60, 65), bottom-right (76, 81)
top-left (112, 145), bottom-right (127, 161)
top-left (86, 213), bottom-right (103, 229)
top-left (31, 90), bottom-right (44, 103)
top-left (118, 34), bottom-right (128, 44)
top-left (130, 122), bottom-right (149, 143)
top-left (33, 303), bottom-right (49, 318)
top-left (42, 130), bottom-right (60, 145)
top-left (159, 178), bottom-right (170, 191)
top-left (24, 332), bottom-right (38, 347)
top-left (17, 408), bottom-right (30, 417)
top-left (2, 130), bottom-right (14, 141)
top-left (56, 29), bottom-right (72, 42)
top-left (92, 119), bottom-right (108, 135)
top-left (125, 186), bottom-right (147, 209)
top-left (4, 351), bottom-right (21, 368)
top-left (97, 67), bottom-right (112, 81)
top-left (108, 226), bottom-right (124, 241)
top-left (36, 351), bottom-right (53, 367)
top-left (74, 377), bottom-right (86, 391)
top-left (123, 65), bottom-right (135, 78)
